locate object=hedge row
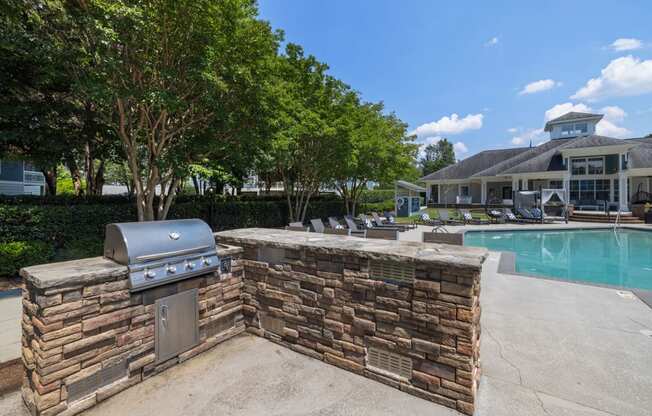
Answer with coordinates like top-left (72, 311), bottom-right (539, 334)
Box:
top-left (1, 196), bottom-right (399, 278)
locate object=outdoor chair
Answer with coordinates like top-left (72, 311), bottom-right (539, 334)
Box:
top-left (371, 212), bottom-right (410, 231)
top-left (328, 217), bottom-right (345, 229)
top-left (383, 211), bottom-right (416, 230)
top-left (418, 212), bottom-right (442, 226)
top-left (459, 209), bottom-right (490, 225)
top-left (438, 210), bottom-right (463, 225)
top-left (342, 216), bottom-right (367, 238)
top-left (487, 209), bottom-right (505, 223)
top-left (359, 214), bottom-right (403, 231)
top-left (503, 208), bottom-right (523, 223)
top-left (516, 208), bottom-right (541, 223)
top-left (324, 227), bottom-right (351, 236)
top-left (310, 218), bottom-right (326, 233)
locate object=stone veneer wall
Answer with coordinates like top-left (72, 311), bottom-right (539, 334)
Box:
top-left (20, 246), bottom-right (243, 416)
top-left (218, 229), bottom-right (485, 415)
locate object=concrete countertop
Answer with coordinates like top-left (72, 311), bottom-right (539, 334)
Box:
top-left (21, 244), bottom-right (243, 290)
top-left (216, 228), bottom-right (488, 271)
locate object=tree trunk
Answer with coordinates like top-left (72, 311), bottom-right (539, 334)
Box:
top-left (42, 168), bottom-right (57, 195)
top-left (192, 175), bottom-right (200, 195)
top-left (65, 158), bottom-right (83, 196)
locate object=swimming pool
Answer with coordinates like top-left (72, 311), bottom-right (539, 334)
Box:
top-left (464, 228), bottom-right (652, 290)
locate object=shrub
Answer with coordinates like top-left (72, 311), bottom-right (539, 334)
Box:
top-left (0, 241), bottom-right (55, 277)
top-left (0, 195), bottom-right (349, 277)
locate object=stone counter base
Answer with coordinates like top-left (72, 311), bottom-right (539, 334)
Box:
top-left (219, 234), bottom-right (483, 416)
top-left (20, 253), bottom-right (243, 416)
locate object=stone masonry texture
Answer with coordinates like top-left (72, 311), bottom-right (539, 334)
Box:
top-left (19, 245), bottom-right (244, 416)
top-left (217, 229), bottom-right (486, 415)
top-left (21, 229), bottom-right (486, 416)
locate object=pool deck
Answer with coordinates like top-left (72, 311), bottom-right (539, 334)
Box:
top-left (1, 222), bottom-right (652, 415)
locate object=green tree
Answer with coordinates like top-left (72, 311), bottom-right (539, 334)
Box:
top-left (0, 1), bottom-right (122, 196)
top-left (333, 101), bottom-right (417, 216)
top-left (269, 44), bottom-right (347, 222)
top-left (52, 0), bottom-right (279, 220)
top-left (419, 139), bottom-right (456, 176)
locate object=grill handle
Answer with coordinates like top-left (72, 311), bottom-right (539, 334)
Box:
top-left (135, 245), bottom-right (211, 263)
top-left (160, 305), bottom-right (168, 328)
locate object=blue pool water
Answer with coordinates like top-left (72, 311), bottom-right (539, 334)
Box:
top-left (464, 228), bottom-right (652, 290)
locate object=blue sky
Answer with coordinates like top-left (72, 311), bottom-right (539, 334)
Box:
top-left (258, 0), bottom-right (652, 159)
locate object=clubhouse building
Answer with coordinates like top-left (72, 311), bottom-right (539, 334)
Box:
top-left (421, 112), bottom-right (652, 212)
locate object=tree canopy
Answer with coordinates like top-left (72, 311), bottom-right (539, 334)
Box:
top-left (419, 139), bottom-right (456, 176)
top-left (1, 0), bottom-right (419, 221)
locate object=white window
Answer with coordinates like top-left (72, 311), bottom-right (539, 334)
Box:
top-left (571, 158), bottom-right (586, 175)
top-left (561, 124), bottom-right (574, 136)
top-left (575, 123), bottom-right (588, 134)
top-left (587, 157), bottom-right (604, 175)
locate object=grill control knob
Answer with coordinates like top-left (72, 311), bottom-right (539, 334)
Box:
top-left (202, 257), bottom-right (212, 266)
top-left (185, 261), bottom-right (195, 270)
top-left (144, 269), bottom-right (156, 279)
top-left (166, 265), bottom-right (177, 274)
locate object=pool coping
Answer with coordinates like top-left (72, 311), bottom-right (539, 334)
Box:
top-left (460, 225), bottom-right (652, 308)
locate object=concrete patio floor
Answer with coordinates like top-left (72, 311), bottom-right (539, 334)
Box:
top-left (1, 222), bottom-right (651, 415)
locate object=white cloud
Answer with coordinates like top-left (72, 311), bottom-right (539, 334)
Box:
top-left (571, 56), bottom-right (652, 101)
top-left (544, 102), bottom-right (631, 138)
top-left (544, 102), bottom-right (592, 121)
top-left (411, 113), bottom-right (483, 139)
top-left (519, 79), bottom-right (561, 95)
top-left (507, 127), bottom-right (518, 134)
top-left (596, 120), bottom-right (630, 138)
top-left (485, 36), bottom-right (499, 47)
top-left (510, 128), bottom-right (546, 146)
top-left (600, 105), bottom-right (626, 122)
top-left (610, 38), bottom-right (643, 51)
top-left (453, 141), bottom-right (468, 156)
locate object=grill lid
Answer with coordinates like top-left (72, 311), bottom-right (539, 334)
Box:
top-left (104, 219), bottom-right (215, 265)
top-left (104, 219), bottom-right (219, 291)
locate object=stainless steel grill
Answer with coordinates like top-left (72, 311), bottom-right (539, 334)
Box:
top-left (104, 219), bottom-right (219, 291)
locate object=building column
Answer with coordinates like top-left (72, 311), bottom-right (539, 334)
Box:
top-left (618, 174), bottom-right (628, 212)
top-left (425, 183), bottom-right (431, 204)
top-left (480, 180), bottom-right (487, 205)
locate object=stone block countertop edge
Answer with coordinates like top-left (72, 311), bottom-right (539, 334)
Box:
top-left (215, 228), bottom-right (488, 271)
top-left (20, 243), bottom-right (243, 290)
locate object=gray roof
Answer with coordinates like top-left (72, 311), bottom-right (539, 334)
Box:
top-left (557, 134), bottom-right (628, 150)
top-left (420, 148), bottom-right (529, 181)
top-left (395, 180), bottom-right (425, 192)
top-left (544, 112), bottom-right (603, 132)
top-left (628, 142), bottom-right (652, 169)
top-left (471, 139), bottom-right (572, 178)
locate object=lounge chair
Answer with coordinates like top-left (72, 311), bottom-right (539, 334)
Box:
top-left (515, 208), bottom-right (541, 223)
top-left (328, 217), bottom-right (345, 229)
top-left (486, 209), bottom-right (505, 223)
top-left (417, 212), bottom-right (442, 226)
top-left (438, 210), bottom-right (463, 225)
top-left (503, 208), bottom-right (523, 223)
top-left (310, 218), bottom-right (326, 233)
top-left (459, 209), bottom-right (490, 225)
top-left (342, 216), bottom-right (367, 237)
top-left (371, 212), bottom-right (410, 231)
top-left (383, 211), bottom-right (416, 230)
top-left (359, 214), bottom-right (403, 231)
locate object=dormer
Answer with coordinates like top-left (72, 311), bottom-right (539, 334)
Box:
top-left (544, 112), bottom-right (603, 140)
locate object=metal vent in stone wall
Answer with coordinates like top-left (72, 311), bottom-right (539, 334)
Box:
top-left (260, 314), bottom-right (285, 335)
top-left (67, 359), bottom-right (128, 402)
top-left (366, 347), bottom-right (412, 379)
top-left (370, 261), bottom-right (415, 284)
